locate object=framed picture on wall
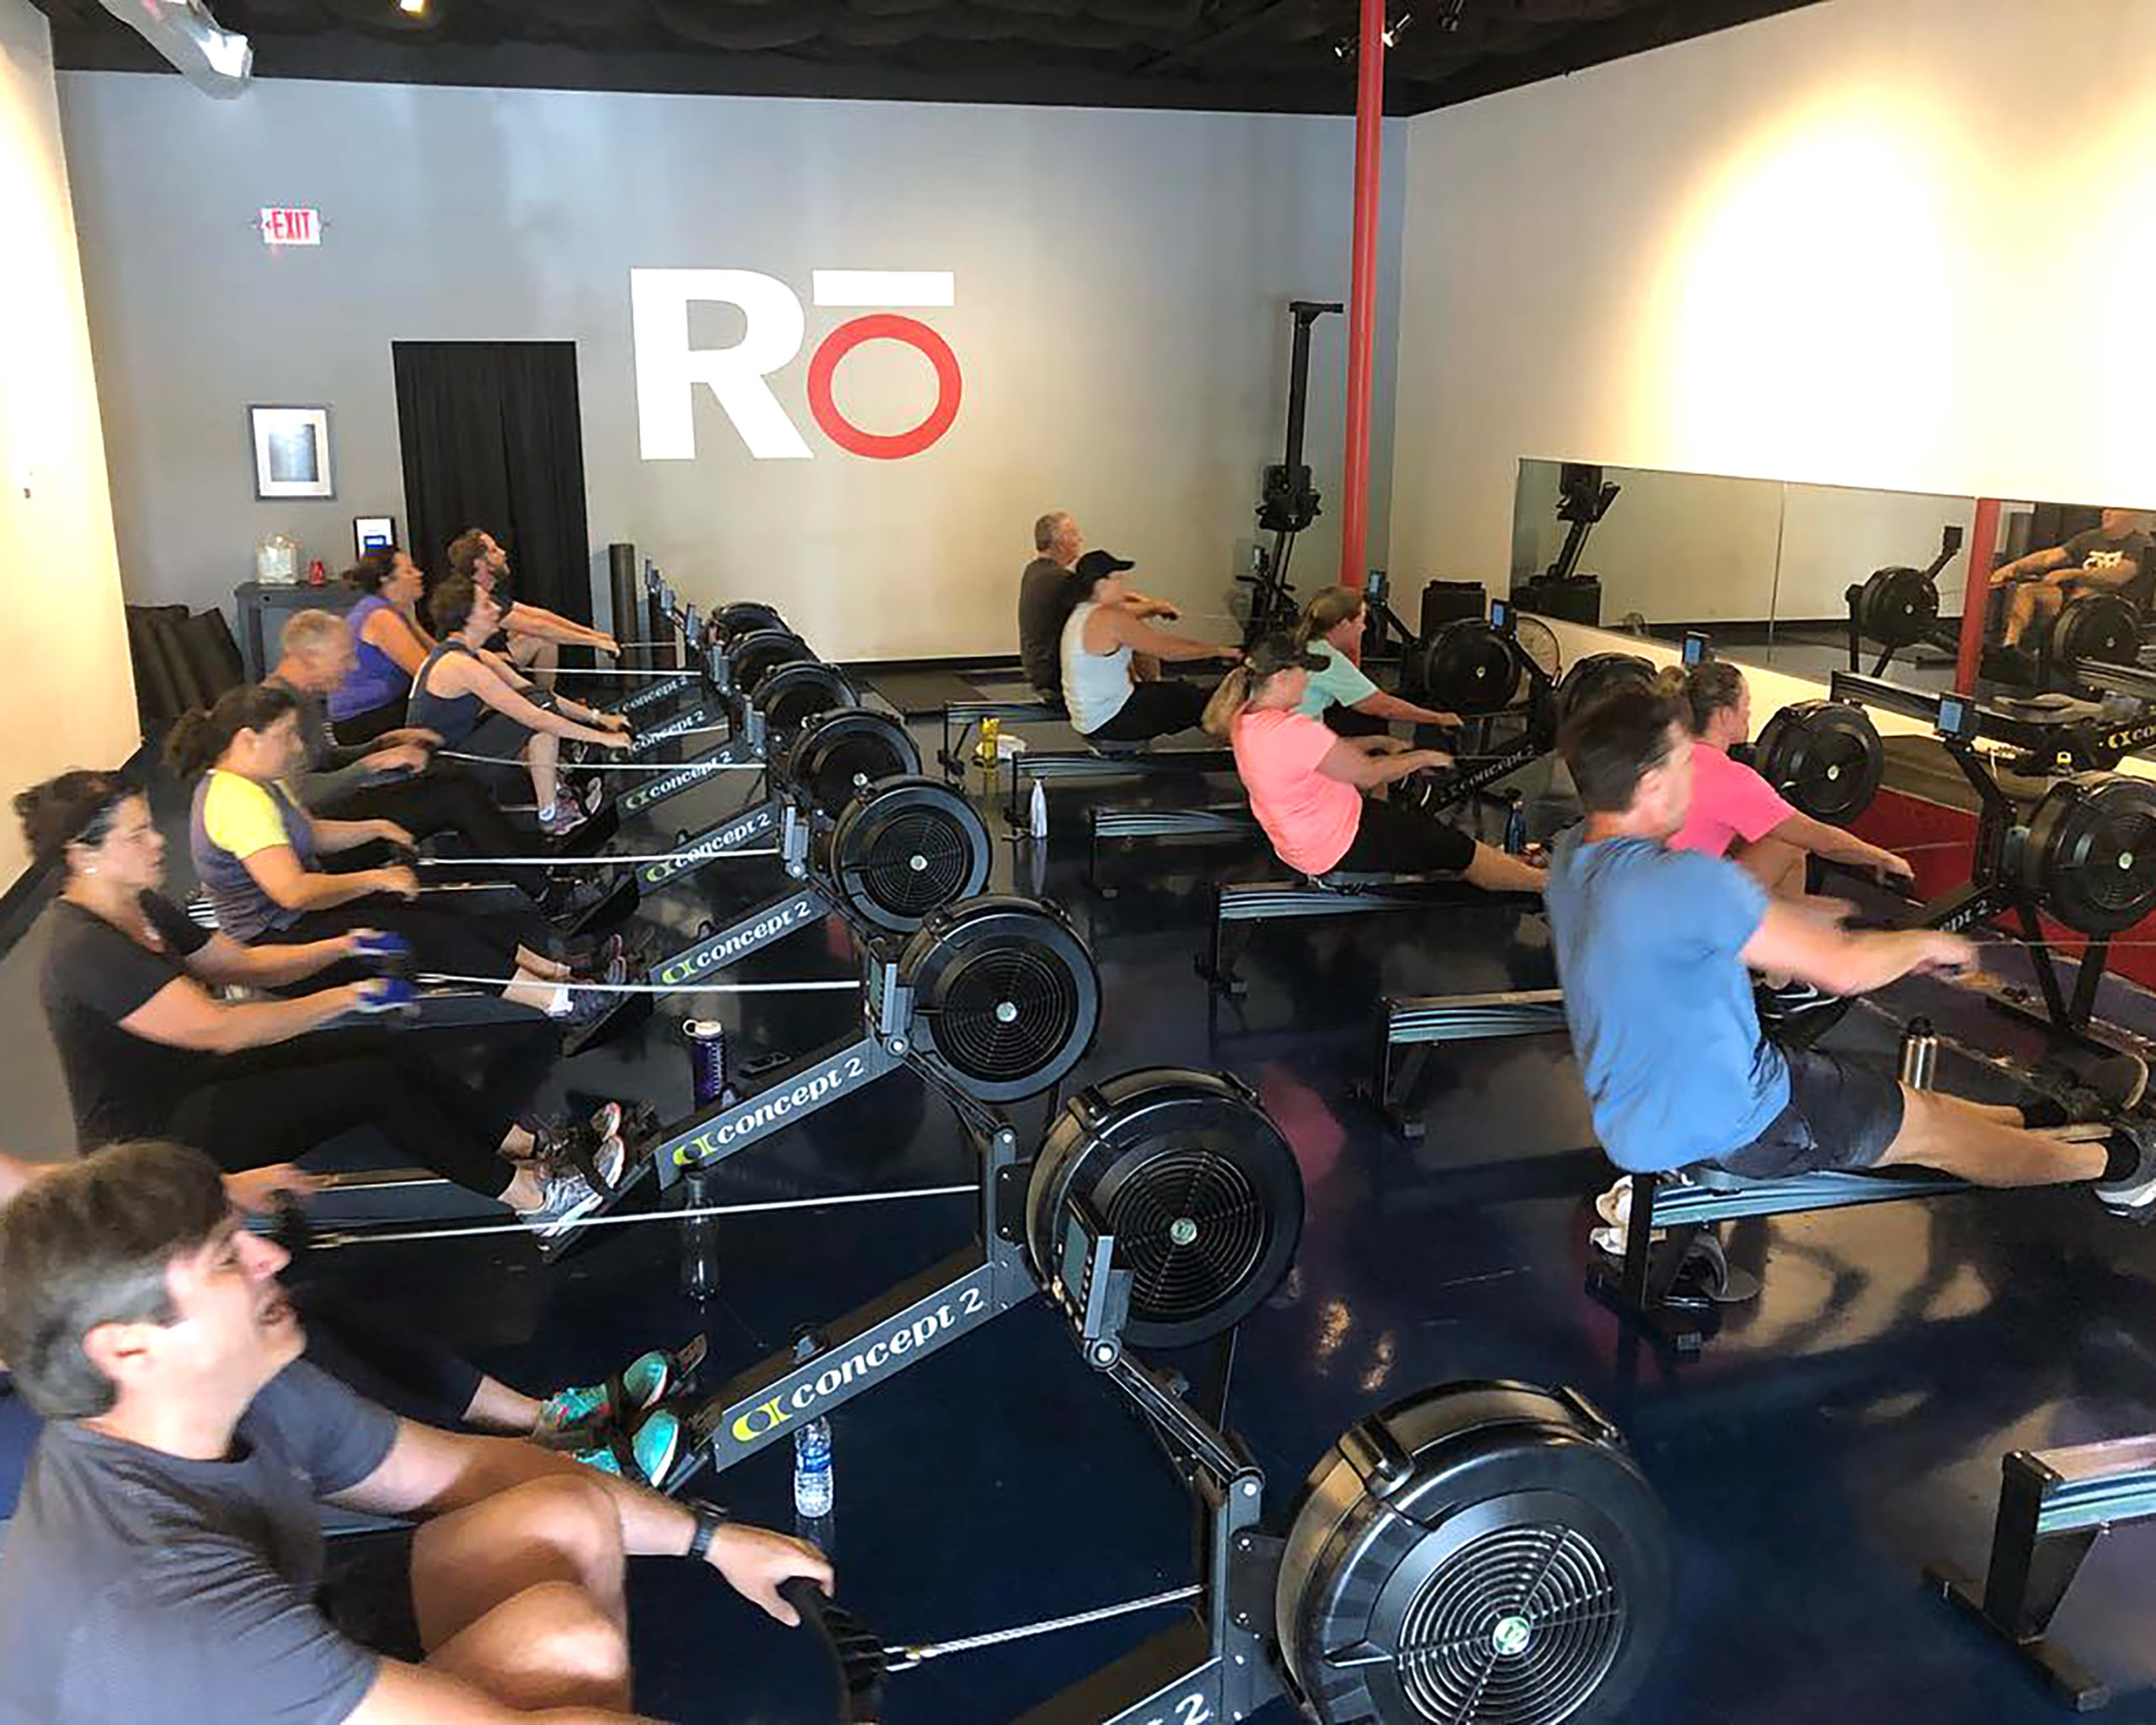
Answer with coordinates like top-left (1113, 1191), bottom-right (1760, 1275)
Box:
top-left (353, 515), bottom-right (396, 558)
top-left (248, 405), bottom-right (334, 499)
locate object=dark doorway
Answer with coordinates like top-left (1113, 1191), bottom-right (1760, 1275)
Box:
top-left (391, 341), bottom-right (593, 623)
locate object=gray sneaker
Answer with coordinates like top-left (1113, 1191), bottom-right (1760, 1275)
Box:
top-left (520, 1135), bottom-right (628, 1238)
top-left (2095, 1123), bottom-right (2156, 1217)
top-left (2058, 1052), bottom-right (2150, 1124)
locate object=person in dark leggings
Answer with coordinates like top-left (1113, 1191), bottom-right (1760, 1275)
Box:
top-left (1209, 634), bottom-right (1548, 890)
top-left (1058, 552), bottom-right (1241, 745)
top-left (167, 682), bottom-right (620, 1027)
top-left (17, 770), bottom-right (620, 1234)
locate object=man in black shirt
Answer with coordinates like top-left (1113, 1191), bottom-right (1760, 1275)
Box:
top-left (1016, 510), bottom-right (1180, 698)
top-left (0, 1143), bottom-right (831, 1724)
top-left (1991, 505), bottom-right (2156, 649)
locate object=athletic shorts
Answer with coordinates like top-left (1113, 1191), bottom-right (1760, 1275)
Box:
top-left (1710, 1048), bottom-right (1905, 1178)
top-left (1329, 796), bottom-right (1476, 876)
top-left (1083, 679), bottom-right (1210, 744)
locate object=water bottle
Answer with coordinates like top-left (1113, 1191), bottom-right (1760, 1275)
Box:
top-left (1029, 779), bottom-right (1049, 841)
top-left (793, 1416), bottom-right (833, 1518)
top-left (1898, 1017), bottom-right (1938, 1092)
top-left (1502, 794), bottom-right (1529, 857)
top-left (679, 1020), bottom-right (732, 1300)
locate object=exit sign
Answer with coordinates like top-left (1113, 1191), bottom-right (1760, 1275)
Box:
top-left (259, 207), bottom-right (320, 246)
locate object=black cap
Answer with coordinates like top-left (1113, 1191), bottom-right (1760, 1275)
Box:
top-left (1074, 549), bottom-right (1135, 580)
top-left (1246, 633), bottom-right (1326, 676)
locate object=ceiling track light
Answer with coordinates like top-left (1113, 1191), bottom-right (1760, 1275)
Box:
top-left (1332, 5), bottom-right (1436, 60)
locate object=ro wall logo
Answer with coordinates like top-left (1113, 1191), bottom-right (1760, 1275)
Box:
top-left (632, 270), bottom-right (961, 462)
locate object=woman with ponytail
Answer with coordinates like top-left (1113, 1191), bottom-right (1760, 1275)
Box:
top-left (168, 683), bottom-right (617, 1028)
top-left (1208, 636), bottom-right (1547, 891)
top-left (17, 770), bottom-right (622, 1232)
top-left (1291, 587), bottom-right (1462, 737)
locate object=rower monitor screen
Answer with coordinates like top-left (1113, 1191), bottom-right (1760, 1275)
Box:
top-left (1936, 695), bottom-right (1977, 740)
top-left (1682, 633), bottom-right (1710, 668)
top-left (1490, 598), bottom-right (1513, 631)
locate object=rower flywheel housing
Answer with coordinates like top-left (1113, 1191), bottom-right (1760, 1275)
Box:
top-left (2023, 774), bottom-right (2156, 936)
top-left (1415, 621), bottom-right (1523, 717)
top-left (1552, 654), bottom-right (1654, 733)
top-left (784, 709), bottom-right (923, 820)
top-left (827, 776), bottom-right (991, 932)
top-left (1852, 566), bottom-right (1939, 651)
top-left (1752, 699), bottom-right (1884, 827)
top-left (1025, 1068), bottom-right (1305, 1348)
top-left (1278, 1381), bottom-right (1669, 1725)
top-left (728, 628), bottom-right (817, 699)
top-left (754, 662), bottom-right (858, 745)
top-left (896, 895), bottom-right (1100, 1102)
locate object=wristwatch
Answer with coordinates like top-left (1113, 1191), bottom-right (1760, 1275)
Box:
top-left (686, 1498), bottom-right (730, 1564)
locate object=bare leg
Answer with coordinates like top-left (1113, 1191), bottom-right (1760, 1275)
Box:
top-left (499, 1166), bottom-right (547, 1210)
top-left (525, 731), bottom-right (562, 811)
top-left (1462, 841), bottom-right (1547, 895)
top-left (1876, 1086), bottom-right (2104, 1185)
top-left (414, 1473), bottom-right (629, 1648)
top-left (462, 1374), bottom-right (545, 1434)
top-left (1131, 651), bottom-right (1162, 682)
top-left (2003, 582), bottom-right (2063, 648)
top-left (424, 1580), bottom-right (630, 1713)
top-left (502, 973), bottom-right (564, 1013)
top-left (515, 945), bottom-right (570, 980)
top-left (513, 633), bottom-right (561, 692)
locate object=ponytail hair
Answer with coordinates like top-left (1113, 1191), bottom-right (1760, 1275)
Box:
top-left (1294, 586), bottom-right (1365, 650)
top-left (1203, 663), bottom-right (1262, 737)
top-left (1679, 661), bottom-right (1745, 735)
top-left (163, 682), bottom-right (302, 781)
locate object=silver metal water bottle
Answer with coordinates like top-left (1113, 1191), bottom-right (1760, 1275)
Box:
top-left (1898, 1017), bottom-right (1938, 1092)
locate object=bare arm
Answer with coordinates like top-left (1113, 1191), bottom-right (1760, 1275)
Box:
top-left (339, 1423), bottom-right (832, 1623)
top-left (1350, 690), bottom-right (1461, 729)
top-left (120, 974), bottom-right (366, 1055)
top-left (309, 815), bottom-right (414, 857)
top-left (1740, 901), bottom-right (1970, 996)
top-left (1991, 546), bottom-right (2073, 586)
top-left (444, 655), bottom-right (622, 746)
top-left (1093, 606), bottom-right (1237, 665)
top-left (361, 609), bottom-right (434, 676)
top-left (1314, 740), bottom-right (1451, 790)
top-left (1769, 810), bottom-right (1914, 884)
top-left (242, 844), bottom-right (416, 912)
top-left (186, 928), bottom-right (359, 989)
top-left (2061, 558), bottom-right (2139, 591)
top-left (504, 601), bottom-right (618, 654)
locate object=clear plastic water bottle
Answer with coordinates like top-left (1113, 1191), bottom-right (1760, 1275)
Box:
top-left (793, 1417), bottom-right (833, 1518)
top-left (1029, 779), bottom-right (1049, 841)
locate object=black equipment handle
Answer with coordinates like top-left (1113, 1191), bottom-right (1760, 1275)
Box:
top-left (779, 1578), bottom-right (888, 1723)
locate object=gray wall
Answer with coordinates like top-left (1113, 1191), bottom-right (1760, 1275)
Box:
top-left (58, 73), bottom-right (1405, 660)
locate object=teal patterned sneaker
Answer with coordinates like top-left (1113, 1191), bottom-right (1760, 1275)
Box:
top-left (535, 1347), bottom-right (675, 1439)
top-left (573, 1407), bottom-right (683, 1486)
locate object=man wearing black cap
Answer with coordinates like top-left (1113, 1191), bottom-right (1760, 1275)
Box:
top-left (1017, 512), bottom-right (1179, 699)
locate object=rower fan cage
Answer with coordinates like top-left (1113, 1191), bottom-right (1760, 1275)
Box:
top-left (1513, 616), bottom-right (1561, 686)
top-left (897, 895), bottom-right (1100, 1103)
top-left (754, 662), bottom-right (858, 744)
top-left (828, 776), bottom-right (991, 932)
top-left (2023, 774), bottom-right (2156, 937)
top-left (1551, 654), bottom-right (1655, 733)
top-left (713, 601), bottom-right (788, 644)
top-left (727, 629), bottom-right (816, 699)
top-left (1024, 1068), bottom-right (1305, 1348)
top-left (1414, 620), bottom-right (1524, 716)
top-left (1752, 700), bottom-right (1884, 827)
top-left (1278, 1381), bottom-right (1669, 1725)
top-left (784, 709), bottom-right (923, 820)
top-left (2051, 593), bottom-right (2141, 676)
top-left (1853, 566), bottom-right (1939, 651)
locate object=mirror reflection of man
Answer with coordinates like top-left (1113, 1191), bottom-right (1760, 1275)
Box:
top-left (1989, 506), bottom-right (2156, 652)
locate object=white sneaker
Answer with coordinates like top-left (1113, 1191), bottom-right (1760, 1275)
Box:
top-left (520, 1135), bottom-right (627, 1238)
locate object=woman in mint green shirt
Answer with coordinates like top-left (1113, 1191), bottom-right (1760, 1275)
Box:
top-left (1293, 587), bottom-right (1462, 734)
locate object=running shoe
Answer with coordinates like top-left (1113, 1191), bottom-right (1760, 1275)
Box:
top-left (516, 1135), bottom-right (627, 1238)
top-left (573, 1407), bottom-right (682, 1485)
top-left (536, 1348), bottom-right (674, 1438)
top-left (2096, 1123), bottom-right (2156, 1216)
top-left (539, 798), bottom-right (590, 839)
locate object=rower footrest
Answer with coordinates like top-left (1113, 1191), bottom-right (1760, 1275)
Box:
top-left (1924, 1434), bottom-right (2156, 1711)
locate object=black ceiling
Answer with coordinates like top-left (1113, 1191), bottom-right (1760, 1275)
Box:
top-left (32, 0), bottom-right (1819, 115)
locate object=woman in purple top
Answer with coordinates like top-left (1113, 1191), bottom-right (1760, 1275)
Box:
top-left (329, 547), bottom-right (433, 744)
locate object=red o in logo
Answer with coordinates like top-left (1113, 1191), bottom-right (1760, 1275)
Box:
top-left (805, 313), bottom-right (962, 460)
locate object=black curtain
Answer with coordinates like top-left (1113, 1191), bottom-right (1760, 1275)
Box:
top-left (392, 341), bottom-right (593, 624)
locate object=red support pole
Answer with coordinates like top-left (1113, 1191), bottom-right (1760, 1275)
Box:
top-left (1338, 0), bottom-right (1385, 597)
top-left (1954, 498), bottom-right (2002, 693)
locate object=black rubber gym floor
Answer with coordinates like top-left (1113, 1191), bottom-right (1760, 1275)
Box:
top-left (9, 719), bottom-right (2156, 1721)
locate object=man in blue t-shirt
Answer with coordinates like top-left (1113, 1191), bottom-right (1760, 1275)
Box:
top-left (1545, 677), bottom-right (2156, 1206)
top-left (0, 1142), bottom-right (833, 1724)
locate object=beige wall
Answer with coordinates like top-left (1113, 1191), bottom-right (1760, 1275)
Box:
top-left (0, 0), bottom-right (135, 884)
top-left (1391, 0), bottom-right (2156, 588)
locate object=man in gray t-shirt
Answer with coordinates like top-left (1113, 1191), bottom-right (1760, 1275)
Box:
top-left (1991, 505), bottom-right (2156, 649)
top-left (0, 1144), bottom-right (832, 1724)
top-left (1017, 510), bottom-right (1182, 697)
